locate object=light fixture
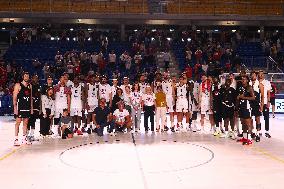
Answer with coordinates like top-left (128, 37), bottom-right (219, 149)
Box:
top-left (232, 29), bottom-right (236, 33)
top-left (70, 28), bottom-right (74, 31)
top-left (151, 37), bottom-right (155, 41)
top-left (88, 28), bottom-right (92, 31)
top-left (167, 37), bottom-right (171, 41)
top-left (214, 29), bottom-right (219, 32)
top-left (1, 27), bottom-right (5, 30)
top-left (51, 37), bottom-right (55, 40)
top-left (67, 37), bottom-right (70, 41)
top-left (170, 29), bottom-right (174, 32)
top-left (152, 29), bottom-right (156, 32)
top-left (22, 27), bottom-right (26, 30)
top-left (196, 29), bottom-right (200, 32)
top-left (77, 19), bottom-right (81, 22)
top-left (276, 30), bottom-right (279, 33)
top-left (257, 29), bottom-right (261, 33)
top-left (73, 37), bottom-right (76, 41)
top-left (182, 39), bottom-right (184, 42)
top-left (187, 38), bottom-right (191, 42)
top-left (88, 37), bottom-right (91, 41)
top-left (134, 29), bottom-right (138, 32)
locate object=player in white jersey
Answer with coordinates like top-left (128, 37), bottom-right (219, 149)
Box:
top-left (120, 77), bottom-right (132, 94)
top-left (190, 80), bottom-right (200, 132)
top-left (70, 76), bottom-right (85, 135)
top-left (162, 72), bottom-right (175, 131)
top-left (139, 74), bottom-right (147, 94)
top-left (258, 70), bottom-right (272, 138)
top-left (53, 75), bottom-right (71, 137)
top-left (175, 75), bottom-right (189, 132)
top-left (99, 75), bottom-right (112, 107)
top-left (86, 75), bottom-right (100, 132)
top-left (111, 78), bottom-right (119, 99)
top-left (199, 74), bottom-right (214, 133)
top-left (249, 71), bottom-right (264, 142)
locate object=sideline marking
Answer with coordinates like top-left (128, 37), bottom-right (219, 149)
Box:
top-left (0, 147), bottom-right (21, 161)
top-left (252, 146), bottom-right (284, 164)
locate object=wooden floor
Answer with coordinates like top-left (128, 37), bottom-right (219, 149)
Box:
top-left (0, 115), bottom-right (284, 189)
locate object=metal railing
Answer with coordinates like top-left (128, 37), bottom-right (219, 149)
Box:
top-left (240, 56), bottom-right (283, 73)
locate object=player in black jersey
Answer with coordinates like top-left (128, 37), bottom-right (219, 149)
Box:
top-left (237, 76), bottom-right (255, 145)
top-left (27, 75), bottom-right (41, 142)
top-left (219, 78), bottom-right (237, 139)
top-left (250, 71), bottom-right (264, 142)
top-left (13, 72), bottom-right (32, 146)
top-left (211, 77), bottom-right (222, 136)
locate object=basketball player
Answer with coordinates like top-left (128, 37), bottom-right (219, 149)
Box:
top-left (70, 76), bottom-right (85, 135)
top-left (258, 70), bottom-right (272, 138)
top-left (139, 74), bottom-right (147, 94)
top-left (211, 77), bottom-right (222, 136)
top-left (162, 72), bottom-right (175, 131)
top-left (99, 75), bottom-right (112, 107)
top-left (53, 75), bottom-right (71, 137)
top-left (237, 76), bottom-right (255, 145)
top-left (249, 71), bottom-right (264, 142)
top-left (27, 74), bottom-right (41, 141)
top-left (199, 74), bottom-right (214, 133)
top-left (85, 75), bottom-right (99, 133)
top-left (190, 79), bottom-right (200, 132)
top-left (175, 75), bottom-right (189, 132)
top-left (111, 78), bottom-right (119, 100)
top-left (219, 78), bottom-right (237, 139)
top-left (13, 72), bottom-right (32, 146)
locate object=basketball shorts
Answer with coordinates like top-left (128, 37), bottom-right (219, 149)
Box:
top-left (176, 98), bottom-right (188, 113)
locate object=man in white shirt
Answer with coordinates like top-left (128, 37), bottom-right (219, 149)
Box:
top-left (99, 75), bottom-right (112, 107)
top-left (113, 102), bottom-right (132, 133)
top-left (258, 70), bottom-right (272, 138)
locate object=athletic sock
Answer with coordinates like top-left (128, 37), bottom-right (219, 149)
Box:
top-left (30, 129), bottom-right (35, 136)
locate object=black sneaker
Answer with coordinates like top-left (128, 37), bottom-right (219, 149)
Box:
top-left (265, 133), bottom-right (271, 138)
top-left (251, 133), bottom-right (256, 139)
top-left (87, 128), bottom-right (92, 134)
top-left (170, 127), bottom-right (175, 132)
top-left (164, 126), bottom-right (169, 131)
top-left (62, 135), bottom-right (67, 139)
top-left (237, 133), bottom-right (243, 138)
top-left (256, 135), bottom-right (260, 142)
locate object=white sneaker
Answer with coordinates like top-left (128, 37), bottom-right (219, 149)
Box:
top-left (22, 137), bottom-right (32, 145)
top-left (219, 133), bottom-right (227, 138)
top-left (14, 139), bottom-right (20, 146)
top-left (110, 132), bottom-right (116, 136)
top-left (229, 131), bottom-right (236, 140)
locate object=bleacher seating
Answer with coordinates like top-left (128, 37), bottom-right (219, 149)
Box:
top-left (4, 40), bottom-right (132, 78)
top-left (0, 0), bottom-right (148, 14)
top-left (167, 0), bottom-right (283, 16)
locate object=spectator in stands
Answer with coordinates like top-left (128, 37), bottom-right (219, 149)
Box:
top-left (195, 47), bottom-right (203, 65)
top-left (134, 51), bottom-right (142, 71)
top-left (163, 50), bottom-right (171, 71)
top-left (270, 82), bottom-right (277, 118)
top-left (185, 47), bottom-right (192, 66)
top-left (108, 50), bottom-right (117, 71)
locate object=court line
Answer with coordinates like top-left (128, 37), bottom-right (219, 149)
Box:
top-left (252, 146), bottom-right (284, 164)
top-left (0, 147), bottom-right (21, 161)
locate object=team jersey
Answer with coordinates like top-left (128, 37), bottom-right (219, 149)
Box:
top-left (162, 80), bottom-right (173, 96)
top-left (221, 86), bottom-right (236, 108)
top-left (71, 83), bottom-right (83, 108)
top-left (131, 91), bottom-right (142, 107)
top-left (87, 83), bottom-right (99, 105)
top-left (238, 85), bottom-right (252, 110)
top-left (249, 80), bottom-right (261, 105)
top-left (200, 81), bottom-right (211, 104)
top-left (17, 83), bottom-right (31, 112)
top-left (211, 84), bottom-right (222, 111)
top-left (176, 84), bottom-right (187, 98)
top-left (113, 109), bottom-right (129, 122)
top-left (31, 83), bottom-right (41, 111)
top-left (139, 82), bottom-right (147, 94)
top-left (99, 83), bottom-right (111, 102)
top-left (123, 93), bottom-right (132, 106)
top-left (153, 80), bottom-right (162, 93)
top-left (260, 79), bottom-right (272, 104)
top-left (142, 93), bottom-right (156, 106)
top-left (54, 85), bottom-right (71, 108)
